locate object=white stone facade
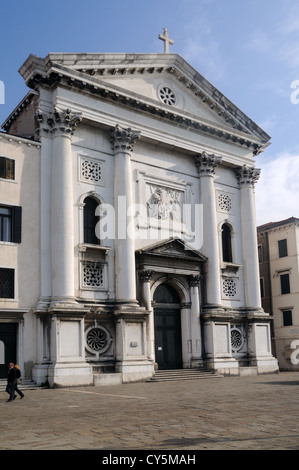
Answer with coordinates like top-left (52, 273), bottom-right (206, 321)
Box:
top-left (0, 52), bottom-right (278, 386)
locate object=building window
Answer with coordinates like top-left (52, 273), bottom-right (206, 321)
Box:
top-left (222, 277), bottom-right (237, 298)
top-left (280, 273), bottom-right (290, 295)
top-left (258, 244), bottom-right (263, 262)
top-left (158, 86), bottom-right (176, 106)
top-left (222, 223), bottom-right (232, 262)
top-left (218, 193), bottom-right (232, 212)
top-left (282, 310), bottom-right (292, 326)
top-left (0, 205), bottom-right (22, 243)
top-left (0, 268), bottom-right (14, 298)
top-left (83, 197), bottom-right (100, 245)
top-left (278, 239), bottom-right (288, 258)
top-left (0, 157), bottom-right (15, 180)
top-left (82, 261), bottom-right (104, 288)
top-left (260, 278), bottom-right (265, 298)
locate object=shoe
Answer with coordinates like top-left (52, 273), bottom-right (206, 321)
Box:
top-left (20, 395), bottom-right (24, 399)
top-left (6, 399), bottom-right (13, 402)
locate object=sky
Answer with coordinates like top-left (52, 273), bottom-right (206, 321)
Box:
top-left (0, 0), bottom-right (298, 226)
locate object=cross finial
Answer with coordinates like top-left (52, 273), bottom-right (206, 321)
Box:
top-left (158, 28), bottom-right (174, 54)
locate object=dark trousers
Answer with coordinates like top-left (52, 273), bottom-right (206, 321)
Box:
top-left (15, 382), bottom-right (24, 398)
top-left (6, 381), bottom-right (16, 400)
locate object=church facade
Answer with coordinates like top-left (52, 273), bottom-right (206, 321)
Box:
top-left (0, 47), bottom-right (278, 386)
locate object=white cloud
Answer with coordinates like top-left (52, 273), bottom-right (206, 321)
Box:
top-left (255, 152), bottom-right (299, 226)
top-left (246, 29), bottom-right (273, 53)
top-left (180, 17), bottom-right (227, 82)
top-left (278, 4), bottom-right (299, 35)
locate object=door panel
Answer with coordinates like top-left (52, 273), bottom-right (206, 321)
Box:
top-left (154, 307), bottom-right (182, 370)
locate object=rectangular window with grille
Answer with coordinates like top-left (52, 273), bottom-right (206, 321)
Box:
top-left (0, 268), bottom-right (14, 298)
top-left (0, 157), bottom-right (15, 180)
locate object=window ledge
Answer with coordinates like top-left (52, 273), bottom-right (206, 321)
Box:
top-left (78, 243), bottom-right (110, 255)
top-left (221, 262), bottom-right (242, 273)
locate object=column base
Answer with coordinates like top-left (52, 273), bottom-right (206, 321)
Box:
top-left (190, 358), bottom-right (205, 369)
top-left (249, 356), bottom-right (279, 374)
top-left (205, 357), bottom-right (240, 376)
top-left (33, 362), bottom-right (93, 388)
top-left (49, 297), bottom-right (79, 308)
top-left (116, 360), bottom-right (155, 383)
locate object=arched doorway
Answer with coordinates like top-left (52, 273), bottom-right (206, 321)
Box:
top-left (153, 283), bottom-right (182, 370)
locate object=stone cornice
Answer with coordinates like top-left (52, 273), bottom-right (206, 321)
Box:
top-left (15, 53), bottom-right (270, 154)
top-left (0, 130), bottom-right (40, 147)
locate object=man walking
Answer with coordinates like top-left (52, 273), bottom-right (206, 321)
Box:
top-left (14, 364), bottom-right (24, 399)
top-left (6, 362), bottom-right (16, 402)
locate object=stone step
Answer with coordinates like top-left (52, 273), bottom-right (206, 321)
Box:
top-left (147, 369), bottom-right (223, 382)
top-left (0, 379), bottom-right (45, 392)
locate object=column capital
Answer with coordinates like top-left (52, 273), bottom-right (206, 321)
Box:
top-left (236, 164), bottom-right (261, 186)
top-left (195, 151), bottom-right (222, 175)
top-left (36, 107), bottom-right (82, 136)
top-left (110, 125), bottom-right (140, 154)
top-left (190, 275), bottom-right (201, 287)
top-left (139, 270), bottom-right (154, 283)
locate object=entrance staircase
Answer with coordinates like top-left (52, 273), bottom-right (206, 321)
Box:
top-left (0, 378), bottom-right (44, 393)
top-left (147, 368), bottom-right (223, 382)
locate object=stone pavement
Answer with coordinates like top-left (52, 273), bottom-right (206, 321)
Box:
top-left (1, 371), bottom-right (299, 451)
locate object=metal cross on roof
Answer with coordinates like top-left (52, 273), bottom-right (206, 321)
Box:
top-left (158, 28), bottom-right (174, 53)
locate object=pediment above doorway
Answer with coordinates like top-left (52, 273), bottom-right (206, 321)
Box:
top-left (136, 237), bottom-right (207, 276)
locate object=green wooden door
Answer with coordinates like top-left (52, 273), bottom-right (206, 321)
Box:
top-left (154, 307), bottom-right (182, 369)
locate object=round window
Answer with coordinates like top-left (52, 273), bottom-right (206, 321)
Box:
top-left (230, 327), bottom-right (244, 352)
top-left (85, 326), bottom-right (112, 354)
top-left (158, 86), bottom-right (176, 106)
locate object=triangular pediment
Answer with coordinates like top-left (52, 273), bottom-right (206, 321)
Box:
top-left (136, 237), bottom-right (207, 262)
top-left (17, 53), bottom-right (270, 148)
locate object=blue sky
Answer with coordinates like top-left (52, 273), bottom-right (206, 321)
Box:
top-left (0, 0), bottom-right (298, 225)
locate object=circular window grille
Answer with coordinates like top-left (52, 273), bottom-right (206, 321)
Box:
top-left (85, 326), bottom-right (112, 354)
top-left (231, 328), bottom-right (244, 352)
top-left (159, 86), bottom-right (176, 106)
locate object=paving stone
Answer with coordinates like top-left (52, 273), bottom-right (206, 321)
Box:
top-left (0, 372), bottom-right (299, 450)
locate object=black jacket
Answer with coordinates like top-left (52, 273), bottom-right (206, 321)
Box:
top-left (7, 367), bottom-right (16, 384)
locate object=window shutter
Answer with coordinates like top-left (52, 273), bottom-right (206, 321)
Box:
top-left (6, 158), bottom-right (15, 180)
top-left (0, 157), bottom-right (5, 178)
top-left (0, 157), bottom-right (15, 180)
top-left (12, 206), bottom-right (22, 243)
